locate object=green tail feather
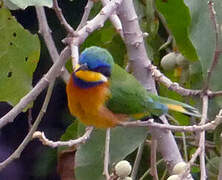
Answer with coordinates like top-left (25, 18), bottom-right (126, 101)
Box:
top-left (148, 93), bottom-right (201, 117)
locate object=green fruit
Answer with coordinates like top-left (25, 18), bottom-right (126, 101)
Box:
top-left (176, 54), bottom-right (189, 68)
top-left (161, 52), bottom-right (177, 71)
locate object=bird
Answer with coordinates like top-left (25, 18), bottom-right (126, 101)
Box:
top-left (66, 46), bottom-right (200, 128)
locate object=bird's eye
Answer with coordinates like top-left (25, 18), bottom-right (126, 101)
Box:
top-left (94, 66), bottom-right (111, 77)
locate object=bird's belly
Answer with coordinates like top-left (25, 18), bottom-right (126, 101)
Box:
top-left (66, 78), bottom-right (120, 128)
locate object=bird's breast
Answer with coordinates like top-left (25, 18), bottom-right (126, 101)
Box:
top-left (66, 75), bottom-right (114, 127)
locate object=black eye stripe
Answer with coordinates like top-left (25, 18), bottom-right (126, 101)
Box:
top-left (76, 64), bottom-right (88, 72)
top-left (93, 66), bottom-right (111, 77)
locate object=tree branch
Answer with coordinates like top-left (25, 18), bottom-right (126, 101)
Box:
top-left (218, 133), bottom-right (222, 179)
top-left (119, 111), bottom-right (221, 132)
top-left (131, 142), bottom-right (144, 180)
top-left (32, 126), bottom-right (94, 148)
top-left (118, 0), bottom-right (186, 172)
top-left (150, 138), bottom-right (158, 180)
top-left (103, 128), bottom-right (111, 180)
top-left (35, 6), bottom-right (70, 83)
top-left (148, 64), bottom-right (201, 96)
top-left (53, 0), bottom-right (74, 34)
top-left (101, 0), bottom-right (124, 39)
top-left (199, 95), bottom-right (208, 179)
top-left (70, 0), bottom-right (123, 47)
top-left (62, 0), bottom-right (123, 72)
top-left (76, 0), bottom-right (94, 31)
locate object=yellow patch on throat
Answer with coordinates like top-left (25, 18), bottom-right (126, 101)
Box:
top-left (75, 70), bottom-right (108, 82)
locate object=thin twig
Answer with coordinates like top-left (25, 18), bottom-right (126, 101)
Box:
top-left (131, 142), bottom-right (145, 180)
top-left (32, 126), bottom-right (94, 148)
top-left (199, 95), bottom-right (208, 179)
top-left (53, 0), bottom-right (74, 34)
top-left (145, 64), bottom-right (222, 97)
top-left (52, 0), bottom-right (78, 70)
top-left (182, 132), bottom-right (188, 162)
top-left (148, 64), bottom-right (201, 96)
top-left (28, 108), bottom-right (33, 130)
top-left (167, 115), bottom-right (188, 162)
top-left (76, 0), bottom-right (94, 31)
top-left (119, 113), bottom-right (221, 132)
top-left (180, 96), bottom-right (209, 179)
top-left (218, 133), bottom-right (222, 179)
top-left (69, 0), bottom-right (123, 46)
top-left (35, 6), bottom-right (70, 83)
top-left (0, 47), bottom-right (71, 129)
top-left (204, 0), bottom-right (222, 90)
top-left (189, 147), bottom-right (201, 166)
top-left (159, 35), bottom-right (173, 51)
top-left (208, 90), bottom-right (222, 97)
top-left (62, 0), bottom-right (123, 71)
top-left (103, 128), bottom-right (111, 180)
top-left (101, 0), bottom-right (124, 39)
top-left (71, 0), bottom-right (95, 69)
top-left (70, 44), bottom-right (79, 70)
top-left (150, 138), bottom-right (158, 180)
top-left (160, 168), bottom-right (168, 180)
top-left (180, 146), bottom-right (202, 179)
top-left (0, 81), bottom-right (55, 171)
top-left (139, 159), bottom-right (164, 180)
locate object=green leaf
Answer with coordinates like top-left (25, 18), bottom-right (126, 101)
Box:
top-left (184, 0), bottom-right (222, 116)
top-left (75, 126), bottom-right (147, 180)
top-left (33, 148), bottom-right (57, 178)
top-left (184, 0), bottom-right (215, 79)
top-left (184, 0), bottom-right (222, 87)
top-left (0, 8), bottom-right (40, 107)
top-left (206, 156), bottom-right (220, 180)
top-left (214, 122), bottom-right (222, 153)
top-left (4, 0), bottom-right (53, 9)
top-left (3, 0), bottom-right (20, 10)
top-left (156, 0), bottom-right (198, 61)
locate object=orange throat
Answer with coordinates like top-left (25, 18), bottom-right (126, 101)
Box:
top-left (66, 76), bottom-right (122, 128)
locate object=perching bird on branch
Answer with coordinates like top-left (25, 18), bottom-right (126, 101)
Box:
top-left (66, 46), bottom-right (200, 128)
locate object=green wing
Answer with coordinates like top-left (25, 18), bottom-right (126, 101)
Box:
top-left (106, 64), bottom-right (168, 116)
top-left (106, 64), bottom-right (200, 117)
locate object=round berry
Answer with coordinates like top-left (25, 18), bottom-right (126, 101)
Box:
top-left (117, 177), bottom-right (132, 180)
top-left (161, 52), bottom-right (177, 71)
top-left (172, 162), bottom-right (188, 174)
top-left (115, 160), bottom-right (132, 178)
top-left (167, 174), bottom-right (180, 180)
top-left (176, 54), bottom-right (189, 68)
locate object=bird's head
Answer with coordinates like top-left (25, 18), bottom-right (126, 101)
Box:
top-left (72, 46), bottom-right (114, 89)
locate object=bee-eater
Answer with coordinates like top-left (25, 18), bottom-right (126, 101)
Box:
top-left (66, 46), bottom-right (200, 128)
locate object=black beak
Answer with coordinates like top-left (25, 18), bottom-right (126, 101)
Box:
top-left (75, 63), bottom-right (88, 72)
